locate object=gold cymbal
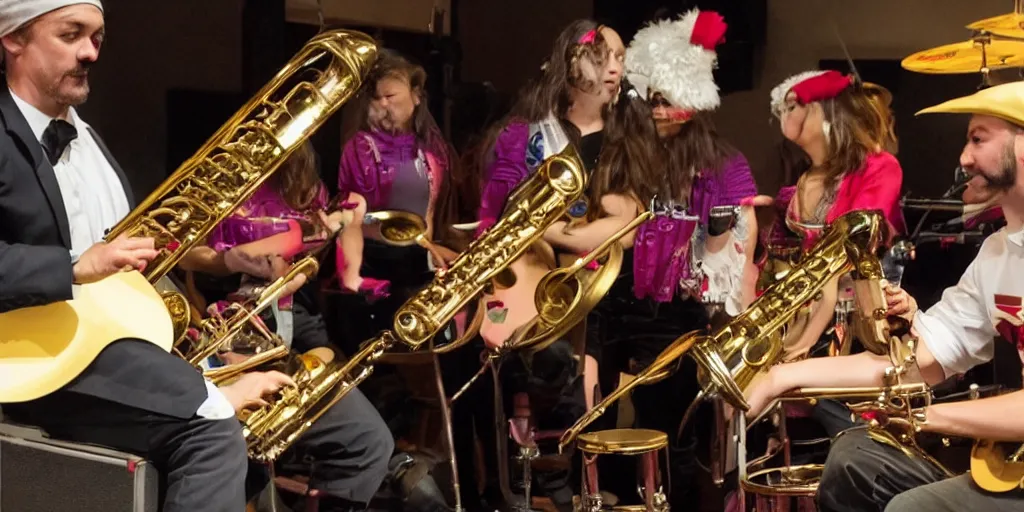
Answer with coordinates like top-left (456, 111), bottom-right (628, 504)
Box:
top-left (902, 39), bottom-right (1024, 74)
top-left (967, 12), bottom-right (1024, 39)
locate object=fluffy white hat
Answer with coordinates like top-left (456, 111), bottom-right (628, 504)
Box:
top-left (0, 1), bottom-right (102, 38)
top-left (625, 8), bottom-right (727, 112)
top-left (769, 71), bottom-right (829, 113)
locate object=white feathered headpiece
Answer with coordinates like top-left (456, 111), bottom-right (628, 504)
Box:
top-left (625, 8), bottom-right (728, 113)
top-left (770, 70), bottom-right (855, 115)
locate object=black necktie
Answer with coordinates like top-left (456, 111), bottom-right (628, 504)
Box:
top-left (41, 119), bottom-right (78, 166)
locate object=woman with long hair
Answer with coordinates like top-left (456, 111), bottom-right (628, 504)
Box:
top-left (584, 11), bottom-right (762, 506)
top-left (738, 71), bottom-right (908, 479)
top-left (462, 19), bottom-right (650, 510)
top-left (472, 20), bottom-right (643, 412)
top-left (335, 50), bottom-right (457, 302)
top-left (765, 70), bottom-right (906, 364)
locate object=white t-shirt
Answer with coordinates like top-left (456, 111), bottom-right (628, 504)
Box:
top-left (915, 227), bottom-right (1024, 378)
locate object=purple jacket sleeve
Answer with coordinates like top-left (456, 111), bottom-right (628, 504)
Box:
top-left (337, 134), bottom-right (383, 208)
top-left (714, 154), bottom-right (758, 207)
top-left (475, 122), bottom-right (530, 235)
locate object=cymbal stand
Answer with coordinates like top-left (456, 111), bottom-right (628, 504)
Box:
top-left (974, 33), bottom-right (993, 88)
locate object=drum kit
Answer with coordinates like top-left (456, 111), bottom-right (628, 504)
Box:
top-left (901, 2), bottom-right (1024, 84)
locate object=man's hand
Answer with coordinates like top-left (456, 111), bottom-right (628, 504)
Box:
top-left (218, 371), bottom-right (296, 413)
top-left (883, 281), bottom-right (917, 321)
top-left (73, 236), bottom-right (159, 284)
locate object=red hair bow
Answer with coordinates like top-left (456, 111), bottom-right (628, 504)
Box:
top-left (690, 11), bottom-right (728, 51)
top-left (792, 70), bottom-right (854, 105)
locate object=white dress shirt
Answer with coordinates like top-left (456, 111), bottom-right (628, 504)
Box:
top-left (10, 89), bottom-right (235, 421)
top-left (9, 89), bottom-right (129, 260)
top-left (915, 226), bottom-right (1024, 378)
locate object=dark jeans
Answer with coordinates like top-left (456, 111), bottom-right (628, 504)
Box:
top-left (249, 387), bottom-right (395, 510)
top-left (5, 391), bottom-right (247, 512)
top-left (587, 282), bottom-right (711, 507)
top-left (818, 427), bottom-right (1024, 512)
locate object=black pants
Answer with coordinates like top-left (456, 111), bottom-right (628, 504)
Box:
top-left (256, 297), bottom-right (395, 509)
top-left (5, 390), bottom-right (248, 512)
top-left (587, 287), bottom-right (710, 507)
top-left (249, 387), bottom-right (395, 509)
top-left (818, 427), bottom-right (1024, 511)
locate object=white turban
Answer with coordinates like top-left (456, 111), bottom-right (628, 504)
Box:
top-left (0, 1), bottom-right (103, 38)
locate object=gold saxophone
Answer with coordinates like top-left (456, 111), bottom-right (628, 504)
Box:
top-left (243, 146), bottom-right (588, 462)
top-left (560, 209), bottom-right (893, 450)
top-left (103, 29), bottom-right (377, 371)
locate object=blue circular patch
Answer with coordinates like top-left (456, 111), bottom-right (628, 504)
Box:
top-left (525, 131), bottom-right (545, 169)
top-left (568, 199), bottom-right (588, 218)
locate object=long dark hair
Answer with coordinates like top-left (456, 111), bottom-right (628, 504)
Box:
top-left (585, 82), bottom-right (663, 220)
top-left (820, 83), bottom-right (897, 187)
top-left (272, 141), bottom-right (323, 211)
top-left (467, 20), bottom-right (610, 198)
top-left (512, 19), bottom-right (610, 122)
top-left (789, 82), bottom-right (898, 190)
top-left (660, 112), bottom-right (739, 205)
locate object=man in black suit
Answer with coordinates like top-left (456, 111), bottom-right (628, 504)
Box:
top-left (0, 3), bottom-right (296, 511)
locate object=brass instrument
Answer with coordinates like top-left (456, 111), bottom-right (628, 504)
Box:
top-left (0, 29), bottom-right (377, 404)
top-left (109, 28), bottom-right (375, 360)
top-left (174, 258), bottom-right (320, 368)
top-left (365, 210), bottom-right (428, 246)
top-left (499, 211), bottom-right (653, 354)
top-left (736, 335), bottom-right (955, 510)
top-left (243, 146), bottom-right (587, 462)
top-left (112, 27), bottom-right (375, 458)
top-left (560, 209), bottom-right (892, 450)
top-left (105, 30), bottom-right (376, 283)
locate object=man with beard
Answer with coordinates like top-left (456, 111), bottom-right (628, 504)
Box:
top-left (742, 81), bottom-right (1024, 511)
top-left (0, 3), bottom-right (300, 511)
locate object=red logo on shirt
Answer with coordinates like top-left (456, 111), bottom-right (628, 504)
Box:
top-left (993, 294), bottom-right (1024, 351)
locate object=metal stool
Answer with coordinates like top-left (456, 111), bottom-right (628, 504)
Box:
top-left (575, 428), bottom-right (670, 512)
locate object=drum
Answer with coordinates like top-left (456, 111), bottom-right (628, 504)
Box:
top-left (739, 464), bottom-right (821, 512)
top-left (575, 428), bottom-right (670, 512)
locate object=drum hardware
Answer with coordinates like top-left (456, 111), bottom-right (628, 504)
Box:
top-left (574, 429), bottom-right (671, 512)
top-left (966, 1), bottom-right (1024, 40)
top-left (900, 35), bottom-right (1024, 79)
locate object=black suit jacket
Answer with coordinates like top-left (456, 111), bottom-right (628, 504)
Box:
top-left (0, 86), bottom-right (207, 419)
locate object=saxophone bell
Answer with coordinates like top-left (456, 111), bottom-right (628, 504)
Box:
top-left (508, 210), bottom-right (653, 354)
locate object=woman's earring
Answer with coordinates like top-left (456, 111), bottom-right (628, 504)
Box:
top-left (822, 120), bottom-right (832, 146)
